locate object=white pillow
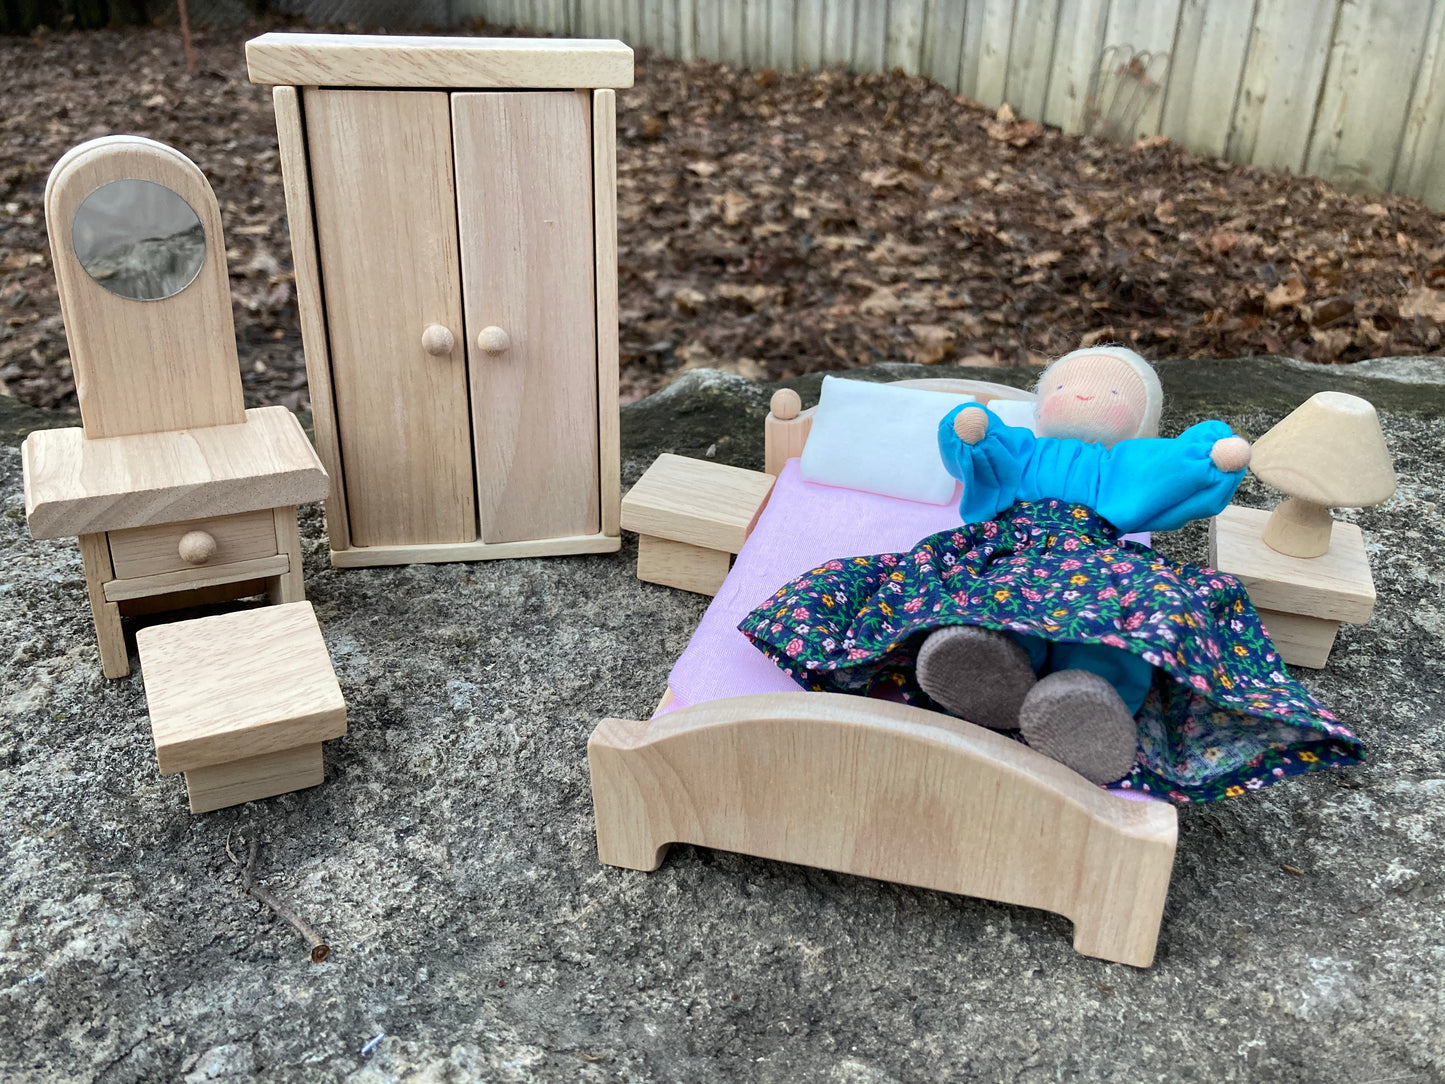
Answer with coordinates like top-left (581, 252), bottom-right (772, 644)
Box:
top-left (798, 376), bottom-right (1037, 505)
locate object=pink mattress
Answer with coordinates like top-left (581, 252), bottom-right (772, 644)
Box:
top-left (666, 459), bottom-right (1149, 711)
top-left (666, 460), bottom-right (966, 709)
top-left (661, 460), bottom-right (1156, 801)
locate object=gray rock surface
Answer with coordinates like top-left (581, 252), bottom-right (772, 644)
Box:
top-left (2, 358), bottom-right (1444, 1083)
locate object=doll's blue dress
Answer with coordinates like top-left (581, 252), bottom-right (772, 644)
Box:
top-left (739, 404), bottom-right (1363, 802)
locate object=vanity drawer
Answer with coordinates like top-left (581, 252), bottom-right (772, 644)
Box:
top-left (108, 510), bottom-right (279, 579)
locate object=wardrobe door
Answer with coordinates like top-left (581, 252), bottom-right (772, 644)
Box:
top-left (304, 89), bottom-right (476, 547)
top-left (451, 90), bottom-right (600, 544)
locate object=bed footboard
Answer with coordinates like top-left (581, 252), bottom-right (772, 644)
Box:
top-left (588, 692), bottom-right (1177, 967)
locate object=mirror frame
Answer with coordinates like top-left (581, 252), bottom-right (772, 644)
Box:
top-left (45, 136), bottom-right (244, 439)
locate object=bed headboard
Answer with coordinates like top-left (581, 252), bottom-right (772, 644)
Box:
top-left (763, 377), bottom-right (1038, 476)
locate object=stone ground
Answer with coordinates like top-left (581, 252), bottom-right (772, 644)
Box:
top-left (2, 358), bottom-right (1443, 1083)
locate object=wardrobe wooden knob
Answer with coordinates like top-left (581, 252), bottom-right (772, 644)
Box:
top-left (178, 530), bottom-right (217, 566)
top-left (476, 326), bottom-right (511, 354)
top-left (421, 324), bottom-right (455, 356)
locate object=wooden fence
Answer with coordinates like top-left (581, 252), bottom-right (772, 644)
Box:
top-left (446, 0), bottom-right (1445, 210)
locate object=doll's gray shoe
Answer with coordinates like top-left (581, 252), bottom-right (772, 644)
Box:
top-left (1018, 669), bottom-right (1139, 785)
top-left (915, 625), bottom-right (1035, 730)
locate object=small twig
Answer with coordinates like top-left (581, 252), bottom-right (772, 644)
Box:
top-left (176, 0), bottom-right (197, 77)
top-left (226, 830), bottom-right (331, 963)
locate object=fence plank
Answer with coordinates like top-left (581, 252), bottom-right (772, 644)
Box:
top-left (1040, 0), bottom-right (1110, 128)
top-left (720, 0), bottom-right (747, 62)
top-left (771, 0), bottom-right (798, 68)
top-left (1159, 0), bottom-right (1255, 157)
top-left (796, 0), bottom-right (826, 67)
top-left (957, 0), bottom-right (987, 98)
top-left (1227, 0), bottom-right (1339, 172)
top-left (854, 0), bottom-right (888, 71)
top-left (1005, 0), bottom-right (1061, 117)
top-left (741, 0), bottom-right (766, 65)
top-left (921, 0), bottom-right (967, 91)
top-left (1305, 0), bottom-right (1432, 193)
top-left (693, 0), bottom-right (720, 57)
top-left (974, 0), bottom-right (1016, 107)
top-left (823, 0), bottom-right (859, 67)
top-left (1101, 0), bottom-right (1183, 138)
top-left (1392, 0), bottom-right (1445, 204)
top-left (679, 0), bottom-right (698, 57)
top-left (640, 0), bottom-right (661, 48)
top-left (886, 0), bottom-right (928, 74)
top-left (665, 0), bottom-right (683, 57)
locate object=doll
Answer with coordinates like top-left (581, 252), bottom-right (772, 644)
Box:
top-left (739, 349), bottom-right (1363, 799)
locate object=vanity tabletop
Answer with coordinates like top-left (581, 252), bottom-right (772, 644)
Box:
top-left (22, 405), bottom-right (329, 539)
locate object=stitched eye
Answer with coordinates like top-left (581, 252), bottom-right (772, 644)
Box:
top-left (1056, 384), bottom-right (1063, 389)
top-left (1110, 389), bottom-right (1118, 395)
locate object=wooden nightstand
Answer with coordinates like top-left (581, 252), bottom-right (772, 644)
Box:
top-left (621, 453), bottom-right (777, 596)
top-left (1209, 505), bottom-right (1376, 669)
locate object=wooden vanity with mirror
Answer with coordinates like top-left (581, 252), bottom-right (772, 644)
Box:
top-left (21, 136), bottom-right (328, 678)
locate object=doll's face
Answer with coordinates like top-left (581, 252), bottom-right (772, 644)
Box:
top-left (1036, 355), bottom-right (1147, 447)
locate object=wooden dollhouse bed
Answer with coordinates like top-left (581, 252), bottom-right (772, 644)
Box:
top-left (589, 378), bottom-right (1177, 968)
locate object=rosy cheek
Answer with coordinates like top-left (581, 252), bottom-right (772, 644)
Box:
top-left (1104, 403), bottom-right (1135, 427)
top-left (1039, 397), bottom-right (1066, 422)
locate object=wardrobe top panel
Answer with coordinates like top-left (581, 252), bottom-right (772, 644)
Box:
top-left (246, 33), bottom-right (634, 90)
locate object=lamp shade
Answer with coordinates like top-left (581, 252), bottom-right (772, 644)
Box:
top-left (1250, 392), bottom-right (1395, 508)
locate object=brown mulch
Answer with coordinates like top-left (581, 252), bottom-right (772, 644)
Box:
top-left (3, 21), bottom-right (1445, 415)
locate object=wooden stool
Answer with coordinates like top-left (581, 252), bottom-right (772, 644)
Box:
top-left (620, 453), bottom-right (776, 595)
top-left (137, 602), bottom-right (347, 813)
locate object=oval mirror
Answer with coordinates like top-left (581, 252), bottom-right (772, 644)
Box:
top-left (71, 179), bottom-right (206, 301)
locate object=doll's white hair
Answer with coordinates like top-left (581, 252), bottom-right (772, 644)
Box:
top-left (1034, 346), bottom-right (1163, 439)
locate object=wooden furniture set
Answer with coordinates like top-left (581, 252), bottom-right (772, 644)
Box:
top-left (20, 35), bottom-right (635, 816)
top-left (16, 32), bottom-right (1388, 966)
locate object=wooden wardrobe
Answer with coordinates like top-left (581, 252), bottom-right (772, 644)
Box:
top-left (247, 34), bottom-right (633, 567)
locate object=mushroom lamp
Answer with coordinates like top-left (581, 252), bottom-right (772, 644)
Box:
top-left (1248, 391), bottom-right (1395, 559)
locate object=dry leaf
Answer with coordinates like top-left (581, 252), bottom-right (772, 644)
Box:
top-left (907, 323), bottom-right (956, 364)
top-left (1398, 286), bottom-right (1445, 322)
top-left (717, 191), bottom-right (751, 225)
top-left (671, 287), bottom-right (708, 315)
top-left (1309, 327), bottom-right (1353, 356)
top-left (861, 166), bottom-right (909, 189)
top-left (1264, 276), bottom-right (1307, 314)
top-left (715, 283), bottom-right (781, 308)
top-left (1025, 249), bottom-right (1064, 269)
top-left (817, 235), bottom-right (870, 250)
top-left (858, 286), bottom-right (903, 315)
top-left (686, 160), bottom-right (719, 177)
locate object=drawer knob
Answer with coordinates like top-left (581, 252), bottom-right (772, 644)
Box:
top-left (178, 530), bottom-right (217, 566)
top-left (476, 325), bottom-right (511, 354)
top-left (421, 324), bottom-right (455, 356)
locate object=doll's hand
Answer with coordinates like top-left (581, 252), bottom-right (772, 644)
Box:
top-left (953, 407), bottom-right (989, 445)
top-left (1210, 436), bottom-right (1252, 473)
